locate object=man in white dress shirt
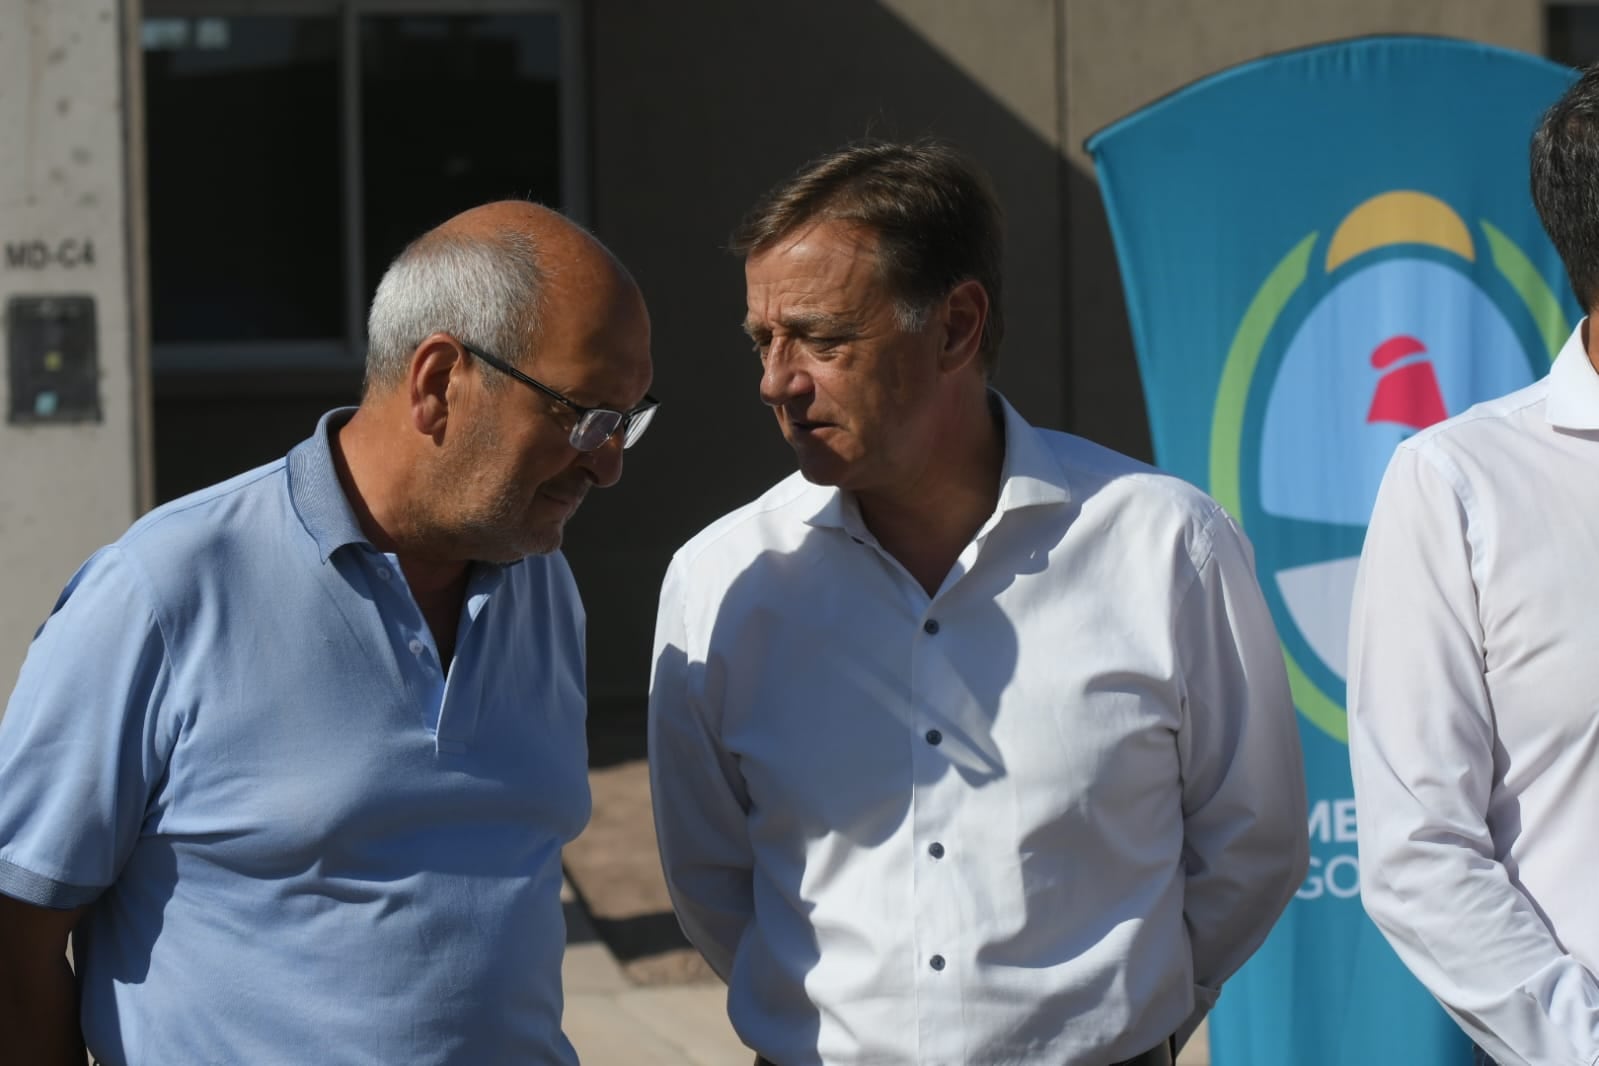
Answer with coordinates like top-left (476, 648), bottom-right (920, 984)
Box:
top-left (1350, 67), bottom-right (1599, 1066)
top-left (648, 140), bottom-right (1308, 1066)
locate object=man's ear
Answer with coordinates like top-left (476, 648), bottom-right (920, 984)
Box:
top-left (936, 279), bottom-right (988, 375)
top-left (407, 333), bottom-right (468, 440)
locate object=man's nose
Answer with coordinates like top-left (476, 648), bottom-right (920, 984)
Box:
top-left (577, 433), bottom-right (626, 488)
top-left (759, 345), bottom-right (813, 408)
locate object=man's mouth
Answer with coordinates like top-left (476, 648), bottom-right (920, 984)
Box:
top-left (538, 481), bottom-right (589, 510)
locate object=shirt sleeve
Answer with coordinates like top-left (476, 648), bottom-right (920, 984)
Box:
top-left (0, 546), bottom-right (174, 909)
top-left (1175, 509), bottom-right (1310, 1042)
top-left (647, 555), bottom-right (754, 982)
top-left (1349, 445), bottom-right (1599, 1066)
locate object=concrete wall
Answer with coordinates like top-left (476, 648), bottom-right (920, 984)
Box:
top-left (116, 0), bottom-right (1554, 753)
top-left (0, 0), bottom-right (146, 698)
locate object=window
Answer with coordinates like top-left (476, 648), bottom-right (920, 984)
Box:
top-left (142, 2), bottom-right (579, 372)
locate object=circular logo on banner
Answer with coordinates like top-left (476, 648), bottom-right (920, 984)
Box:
top-left (1209, 191), bottom-right (1565, 742)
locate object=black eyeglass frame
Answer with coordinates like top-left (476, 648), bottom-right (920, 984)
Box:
top-left (457, 339), bottom-right (659, 451)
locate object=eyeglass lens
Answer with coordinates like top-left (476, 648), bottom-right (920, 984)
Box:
top-left (571, 405), bottom-right (655, 452)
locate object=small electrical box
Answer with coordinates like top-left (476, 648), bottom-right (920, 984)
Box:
top-left (7, 295), bottom-right (100, 424)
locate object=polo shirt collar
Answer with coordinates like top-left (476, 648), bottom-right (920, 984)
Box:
top-left (1545, 320), bottom-right (1599, 431)
top-left (801, 390), bottom-right (1073, 535)
top-left (287, 407), bottom-right (370, 562)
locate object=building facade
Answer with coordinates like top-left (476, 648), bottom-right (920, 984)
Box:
top-left (0, 0), bottom-right (1559, 729)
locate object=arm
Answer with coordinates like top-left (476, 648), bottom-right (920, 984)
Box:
top-left (647, 557), bottom-right (754, 981)
top-left (0, 546), bottom-right (173, 1061)
top-left (1350, 447), bottom-right (1599, 1066)
top-left (0, 895), bottom-right (87, 1065)
top-left (1175, 511), bottom-right (1310, 1042)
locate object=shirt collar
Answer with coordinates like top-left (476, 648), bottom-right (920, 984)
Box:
top-left (1545, 320), bottom-right (1599, 431)
top-left (800, 391), bottom-right (1073, 534)
top-left (287, 407), bottom-right (370, 562)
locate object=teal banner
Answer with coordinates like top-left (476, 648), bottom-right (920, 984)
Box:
top-left (1088, 37), bottom-right (1578, 1065)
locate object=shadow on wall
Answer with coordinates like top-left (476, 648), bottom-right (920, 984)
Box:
top-left (149, 2), bottom-right (1151, 767)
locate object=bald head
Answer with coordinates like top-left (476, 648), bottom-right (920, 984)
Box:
top-left (364, 200), bottom-right (639, 395)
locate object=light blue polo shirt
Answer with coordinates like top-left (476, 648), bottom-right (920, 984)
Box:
top-left (0, 409), bottom-right (591, 1065)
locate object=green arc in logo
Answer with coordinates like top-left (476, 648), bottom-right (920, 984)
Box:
top-left (1480, 220), bottom-right (1568, 358)
top-left (1208, 233), bottom-right (1348, 740)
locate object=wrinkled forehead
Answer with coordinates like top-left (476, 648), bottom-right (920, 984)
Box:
top-left (744, 221), bottom-right (891, 317)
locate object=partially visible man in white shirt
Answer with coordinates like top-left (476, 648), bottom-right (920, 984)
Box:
top-left (1349, 67), bottom-right (1599, 1066)
top-left (648, 139), bottom-right (1309, 1066)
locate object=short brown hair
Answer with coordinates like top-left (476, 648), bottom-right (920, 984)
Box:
top-left (730, 140), bottom-right (1005, 376)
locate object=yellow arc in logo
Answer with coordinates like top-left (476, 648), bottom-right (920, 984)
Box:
top-left (1324, 191), bottom-right (1475, 272)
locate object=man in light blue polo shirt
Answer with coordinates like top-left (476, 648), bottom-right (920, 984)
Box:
top-left (0, 201), bottom-right (656, 1064)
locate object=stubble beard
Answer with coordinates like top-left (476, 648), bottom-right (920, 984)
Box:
top-left (427, 422), bottom-right (565, 563)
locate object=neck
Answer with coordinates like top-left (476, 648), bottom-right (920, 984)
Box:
top-left (334, 403), bottom-right (471, 591)
top-left (856, 386), bottom-right (1004, 597)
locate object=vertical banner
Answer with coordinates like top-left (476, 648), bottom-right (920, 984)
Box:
top-left (1087, 37), bottom-right (1578, 1066)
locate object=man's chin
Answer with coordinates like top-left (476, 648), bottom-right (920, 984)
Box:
top-left (797, 467), bottom-right (844, 488)
top-left (789, 445), bottom-right (850, 488)
top-left (516, 527), bottom-right (565, 559)
top-left (798, 452), bottom-right (868, 489)
top-left (473, 523), bottom-right (565, 563)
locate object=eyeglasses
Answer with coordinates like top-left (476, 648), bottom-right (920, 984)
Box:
top-left (458, 339), bottom-right (659, 451)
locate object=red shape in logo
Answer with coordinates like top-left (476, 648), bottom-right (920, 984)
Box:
top-left (1371, 334), bottom-right (1428, 369)
top-left (1367, 335), bottom-right (1447, 429)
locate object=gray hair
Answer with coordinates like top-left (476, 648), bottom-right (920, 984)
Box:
top-left (364, 227), bottom-right (546, 392)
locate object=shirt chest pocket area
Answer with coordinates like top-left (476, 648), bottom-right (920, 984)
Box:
top-left (1005, 682), bottom-right (1182, 893)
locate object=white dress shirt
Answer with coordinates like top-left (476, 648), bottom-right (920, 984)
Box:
top-left (1350, 324), bottom-right (1599, 1066)
top-left (649, 395), bottom-right (1308, 1066)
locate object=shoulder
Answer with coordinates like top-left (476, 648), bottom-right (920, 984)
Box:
top-left (104, 459), bottom-right (295, 618)
top-left (119, 459), bottom-right (292, 566)
top-left (1031, 424), bottom-right (1233, 557)
top-left (668, 471), bottom-right (819, 574)
top-left (1400, 378), bottom-right (1547, 463)
top-left (1392, 377), bottom-right (1549, 481)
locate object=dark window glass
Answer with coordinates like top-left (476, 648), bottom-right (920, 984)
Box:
top-left (360, 15), bottom-right (562, 304)
top-left (143, 17), bottom-right (343, 343)
top-left (1548, 6), bottom-right (1599, 68)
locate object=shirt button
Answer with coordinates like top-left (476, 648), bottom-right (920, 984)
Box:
top-left (928, 842), bottom-right (945, 859)
top-left (923, 619), bottom-right (940, 635)
top-left (376, 567), bottom-right (391, 580)
top-left (929, 954), bottom-right (946, 971)
top-left (408, 638), bottom-right (425, 656)
top-left (925, 729), bottom-right (942, 746)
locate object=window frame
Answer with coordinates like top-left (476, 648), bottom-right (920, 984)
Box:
top-left (143, 0), bottom-right (585, 373)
